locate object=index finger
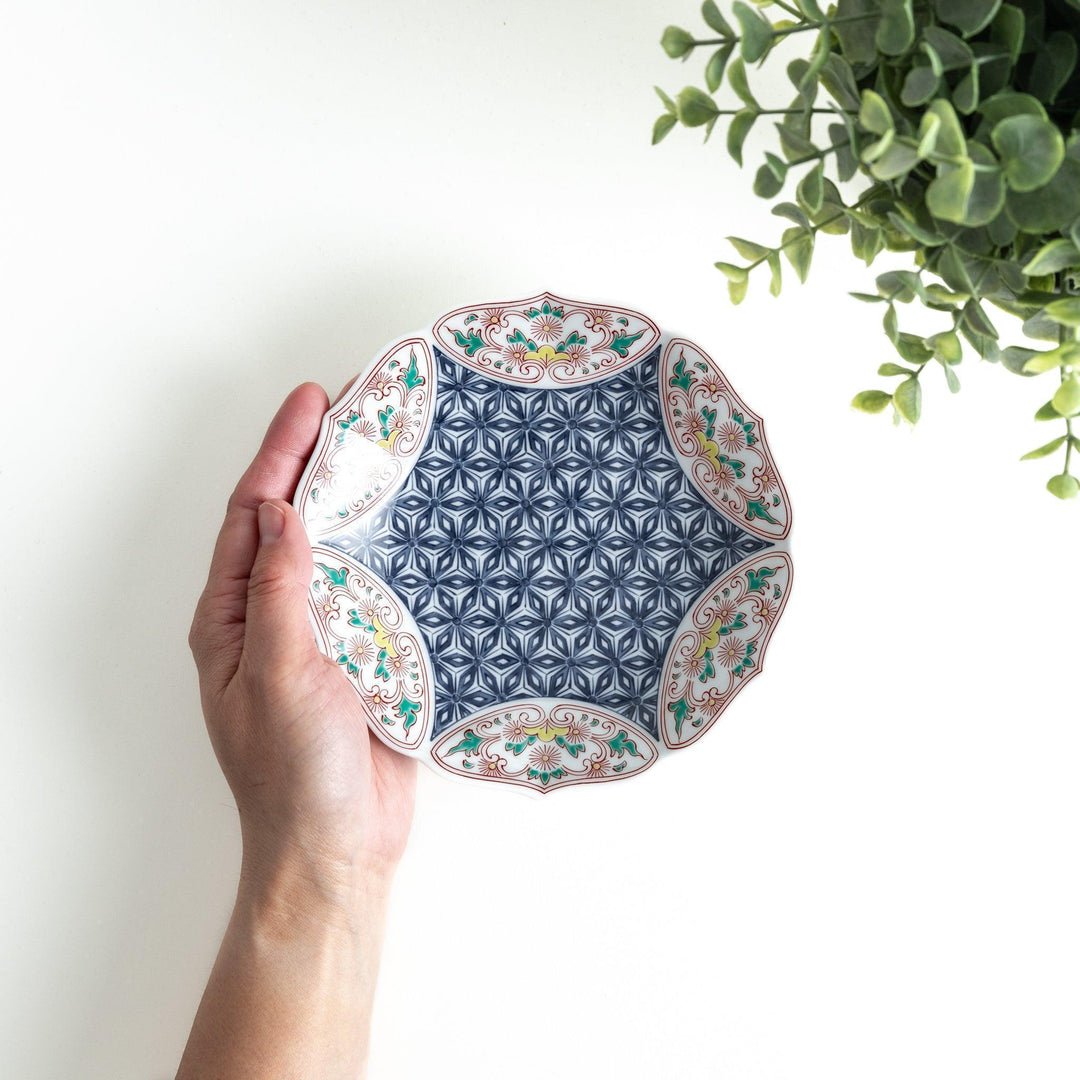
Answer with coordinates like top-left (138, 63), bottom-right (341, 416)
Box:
top-left (195, 381), bottom-right (330, 635)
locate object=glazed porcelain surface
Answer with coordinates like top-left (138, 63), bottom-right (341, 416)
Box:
top-left (294, 292), bottom-right (793, 794)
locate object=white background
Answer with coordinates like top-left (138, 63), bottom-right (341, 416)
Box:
top-left (2, 2), bottom-right (1078, 1078)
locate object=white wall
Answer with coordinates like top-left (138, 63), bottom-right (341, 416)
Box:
top-left (2, 2), bottom-right (1077, 1078)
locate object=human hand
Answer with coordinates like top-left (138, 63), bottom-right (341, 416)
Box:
top-left (188, 382), bottom-right (417, 904)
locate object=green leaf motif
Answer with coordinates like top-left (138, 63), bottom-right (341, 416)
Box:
top-left (668, 695), bottom-right (692, 737)
top-left (447, 729), bottom-right (483, 756)
top-left (317, 563), bottom-right (349, 588)
top-left (746, 500), bottom-right (780, 525)
top-left (396, 697), bottom-right (421, 733)
top-left (609, 329), bottom-right (645, 356)
top-left (607, 729), bottom-right (643, 758)
top-left (401, 350), bottom-right (424, 391)
top-left (669, 353), bottom-right (693, 391)
top-left (452, 328), bottom-right (485, 356)
top-left (747, 564), bottom-right (777, 593)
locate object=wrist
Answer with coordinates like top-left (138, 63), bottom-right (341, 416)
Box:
top-left (237, 829), bottom-right (395, 937)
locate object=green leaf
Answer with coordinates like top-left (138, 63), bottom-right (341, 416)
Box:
top-left (654, 86), bottom-right (678, 114)
top-left (896, 332), bottom-right (935, 363)
top-left (797, 161), bottom-right (824, 213)
top-left (701, 0), bottom-right (734, 35)
top-left (447, 729), bottom-right (483, 755)
top-left (989, 4), bottom-right (1024, 65)
top-left (782, 227), bottom-right (814, 282)
top-left (851, 389), bottom-right (893, 413)
top-left (991, 115), bottom-right (1066, 192)
top-left (1020, 436), bottom-right (1066, 460)
top-left (850, 291), bottom-right (886, 303)
top-left (860, 130), bottom-right (893, 166)
top-left (767, 250), bottom-right (782, 296)
top-left (677, 86), bottom-right (720, 127)
top-left (727, 236), bottom-right (770, 261)
top-left (878, 362), bottom-right (916, 376)
top-left (706, 43), bottom-right (735, 93)
top-left (962, 298), bottom-right (998, 339)
top-left (726, 108), bottom-right (758, 166)
top-left (887, 212), bottom-right (945, 246)
top-left (833, 0), bottom-right (881, 64)
top-left (661, 25), bottom-right (696, 59)
top-left (917, 111), bottom-right (941, 157)
top-left (923, 26), bottom-right (974, 68)
top-left (858, 89), bottom-right (894, 135)
top-left (1053, 375), bottom-right (1080, 417)
top-left (876, 0), bottom-right (915, 54)
top-left (652, 113), bottom-right (678, 144)
top-left (925, 99), bottom-right (966, 156)
top-left (1047, 473), bottom-right (1080, 499)
top-left (819, 54), bottom-right (861, 111)
top-left (930, 330), bottom-right (962, 363)
top-left (1028, 31), bottom-right (1079, 105)
top-left (1001, 346), bottom-right (1038, 375)
top-left (941, 360), bottom-right (962, 392)
top-left (893, 377), bottom-right (922, 423)
top-left (926, 159), bottom-right (976, 223)
top-left (901, 63), bottom-right (940, 106)
top-left (1043, 298), bottom-right (1080, 327)
top-left (753, 153), bottom-right (788, 198)
top-left (1005, 157), bottom-right (1080, 232)
top-left (716, 262), bottom-right (749, 303)
top-left (1035, 399), bottom-right (1061, 420)
top-left (1022, 239), bottom-right (1080, 276)
top-left (772, 202), bottom-right (811, 230)
top-left (958, 141), bottom-right (1006, 226)
top-left (727, 57), bottom-right (760, 111)
top-left (933, 0), bottom-right (1003, 37)
top-left (883, 302), bottom-right (899, 343)
top-left (869, 139), bottom-right (921, 180)
top-left (978, 91), bottom-right (1047, 126)
top-left (732, 1), bottom-right (773, 63)
top-left (952, 63), bottom-right (980, 114)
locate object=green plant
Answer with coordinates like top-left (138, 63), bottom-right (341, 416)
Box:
top-left (654, 0), bottom-right (1080, 497)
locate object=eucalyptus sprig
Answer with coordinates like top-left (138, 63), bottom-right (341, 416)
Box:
top-left (654, 0), bottom-right (1080, 498)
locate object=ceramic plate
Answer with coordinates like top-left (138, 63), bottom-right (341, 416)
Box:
top-left (294, 292), bottom-right (793, 794)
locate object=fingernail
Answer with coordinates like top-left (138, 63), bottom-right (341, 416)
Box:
top-left (257, 502), bottom-right (285, 544)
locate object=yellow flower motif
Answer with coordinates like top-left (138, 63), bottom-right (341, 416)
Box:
top-left (522, 721), bottom-right (570, 742)
top-left (524, 344), bottom-right (570, 367)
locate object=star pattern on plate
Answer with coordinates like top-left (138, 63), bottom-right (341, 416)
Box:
top-left (336, 347), bottom-right (769, 736)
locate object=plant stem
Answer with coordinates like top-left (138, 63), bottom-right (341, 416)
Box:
top-left (742, 191), bottom-right (876, 272)
top-left (1061, 324), bottom-right (1075, 475)
top-left (692, 7), bottom-right (926, 48)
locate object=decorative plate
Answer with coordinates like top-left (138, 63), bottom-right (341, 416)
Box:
top-left (294, 292), bottom-right (793, 795)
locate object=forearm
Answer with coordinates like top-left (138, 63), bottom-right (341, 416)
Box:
top-left (176, 850), bottom-right (392, 1080)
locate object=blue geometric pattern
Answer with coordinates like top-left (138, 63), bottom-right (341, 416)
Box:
top-left (336, 347), bottom-right (770, 738)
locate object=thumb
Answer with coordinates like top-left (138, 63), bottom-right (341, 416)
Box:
top-left (242, 499), bottom-right (318, 669)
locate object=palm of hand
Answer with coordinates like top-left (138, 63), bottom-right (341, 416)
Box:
top-left (190, 383), bottom-right (416, 880)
